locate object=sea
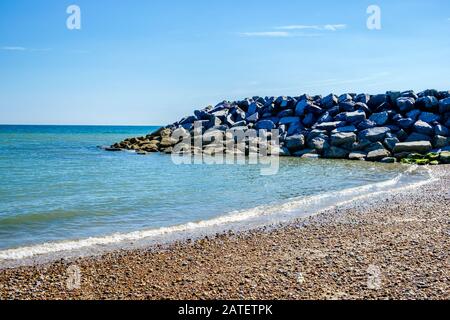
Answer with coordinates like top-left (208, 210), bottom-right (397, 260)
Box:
top-left (0, 125), bottom-right (434, 264)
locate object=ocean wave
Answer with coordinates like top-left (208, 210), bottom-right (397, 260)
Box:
top-left (0, 166), bottom-right (436, 262)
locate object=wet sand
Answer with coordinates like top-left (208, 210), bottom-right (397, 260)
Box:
top-left (0, 166), bottom-right (449, 300)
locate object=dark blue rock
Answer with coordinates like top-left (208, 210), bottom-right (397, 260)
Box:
top-left (359, 127), bottom-right (391, 142)
top-left (180, 115), bottom-right (198, 125)
top-left (439, 97), bottom-right (450, 113)
top-left (397, 129), bottom-right (408, 141)
top-left (331, 132), bottom-right (357, 146)
top-left (344, 110), bottom-right (366, 123)
top-left (435, 124), bottom-right (449, 137)
top-left (194, 110), bottom-right (210, 120)
top-left (401, 90), bottom-right (418, 99)
top-left (418, 89), bottom-right (439, 98)
top-left (315, 121), bottom-right (346, 131)
top-left (384, 137), bottom-right (400, 151)
top-left (334, 113), bottom-right (347, 122)
top-left (306, 104), bottom-right (323, 115)
top-left (278, 117), bottom-right (300, 125)
top-left (327, 106), bottom-right (340, 117)
top-left (324, 146), bottom-right (350, 159)
top-left (367, 94), bottom-right (388, 110)
top-left (322, 94), bottom-right (338, 109)
top-left (295, 99), bottom-right (310, 116)
top-left (246, 112), bottom-right (259, 123)
top-left (355, 102), bottom-right (371, 115)
top-left (255, 120), bottom-right (276, 131)
top-left (355, 93), bottom-right (370, 104)
top-left (277, 109), bottom-right (294, 118)
top-left (406, 109), bottom-right (421, 121)
top-left (332, 125), bottom-right (357, 133)
top-left (302, 113), bottom-right (316, 127)
top-left (396, 97), bottom-right (415, 112)
top-left (287, 123), bottom-right (304, 136)
top-left (357, 119), bottom-right (377, 130)
top-left (397, 118), bottom-right (415, 129)
top-left (406, 132), bottom-right (432, 142)
top-left (417, 96), bottom-right (439, 110)
top-left (339, 101), bottom-right (355, 112)
top-left (338, 93), bottom-right (353, 103)
top-left (285, 134), bottom-right (305, 150)
top-left (413, 120), bottom-right (434, 135)
top-left (247, 102), bottom-right (259, 115)
top-left (387, 91), bottom-right (401, 105)
top-left (419, 112), bottom-right (440, 123)
top-left (317, 112), bottom-right (333, 124)
top-left (369, 111), bottom-right (389, 126)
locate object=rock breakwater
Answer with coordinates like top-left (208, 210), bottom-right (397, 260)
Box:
top-left (110, 89), bottom-right (450, 165)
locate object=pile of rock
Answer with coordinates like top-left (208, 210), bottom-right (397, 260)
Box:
top-left (110, 89), bottom-right (450, 165)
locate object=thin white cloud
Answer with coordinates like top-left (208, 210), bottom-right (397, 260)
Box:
top-left (276, 24), bottom-right (347, 31)
top-left (1, 46), bottom-right (52, 52)
top-left (239, 31), bottom-right (291, 38)
top-left (239, 31), bottom-right (323, 38)
top-left (1, 46), bottom-right (27, 51)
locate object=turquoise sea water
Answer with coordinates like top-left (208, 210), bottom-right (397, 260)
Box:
top-left (0, 125), bottom-right (431, 259)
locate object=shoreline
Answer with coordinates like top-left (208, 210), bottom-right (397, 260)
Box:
top-left (0, 165), bottom-right (449, 299)
top-left (0, 162), bottom-right (433, 268)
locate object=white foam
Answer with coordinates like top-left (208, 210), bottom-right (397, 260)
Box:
top-left (0, 166), bottom-right (436, 262)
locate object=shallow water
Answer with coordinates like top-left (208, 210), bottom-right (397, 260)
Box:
top-left (0, 125), bottom-right (431, 260)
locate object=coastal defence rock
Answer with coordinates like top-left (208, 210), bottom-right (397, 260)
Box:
top-left (110, 89), bottom-right (450, 165)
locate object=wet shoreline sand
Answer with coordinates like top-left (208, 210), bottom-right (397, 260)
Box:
top-left (0, 165), bottom-right (449, 300)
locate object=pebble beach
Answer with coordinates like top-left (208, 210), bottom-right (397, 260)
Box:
top-left (0, 165), bottom-right (448, 300)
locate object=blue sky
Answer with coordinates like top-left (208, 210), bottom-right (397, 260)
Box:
top-left (0, 0), bottom-right (449, 125)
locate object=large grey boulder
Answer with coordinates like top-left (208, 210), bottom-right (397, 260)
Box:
top-left (315, 121), bottom-right (345, 131)
top-left (332, 125), bottom-right (357, 133)
top-left (331, 132), bottom-right (357, 146)
top-left (278, 117), bottom-right (300, 125)
top-left (308, 137), bottom-right (330, 152)
top-left (357, 119), bottom-right (377, 130)
top-left (393, 141), bottom-right (432, 153)
top-left (345, 110), bottom-right (366, 123)
top-left (396, 97), bottom-right (415, 112)
top-left (433, 135), bottom-right (449, 148)
top-left (324, 146), bottom-right (349, 159)
top-left (435, 124), bottom-right (449, 136)
top-left (368, 94), bottom-right (388, 110)
top-left (384, 137), bottom-right (400, 151)
top-left (418, 112), bottom-right (440, 123)
top-left (439, 97), bottom-right (450, 113)
top-left (359, 127), bottom-right (390, 142)
top-left (397, 117), bottom-right (415, 129)
top-left (417, 96), bottom-right (439, 110)
top-left (295, 100), bottom-right (310, 116)
top-left (302, 113), bottom-right (316, 127)
top-left (413, 120), bottom-right (434, 135)
top-left (285, 134), bottom-right (305, 150)
top-left (406, 132), bottom-right (432, 142)
top-left (322, 94), bottom-right (338, 108)
top-left (367, 148), bottom-right (391, 161)
top-left (246, 112), bottom-right (259, 123)
top-left (369, 111), bottom-right (389, 126)
top-left (255, 120), bottom-right (276, 131)
top-left (349, 151), bottom-right (367, 160)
